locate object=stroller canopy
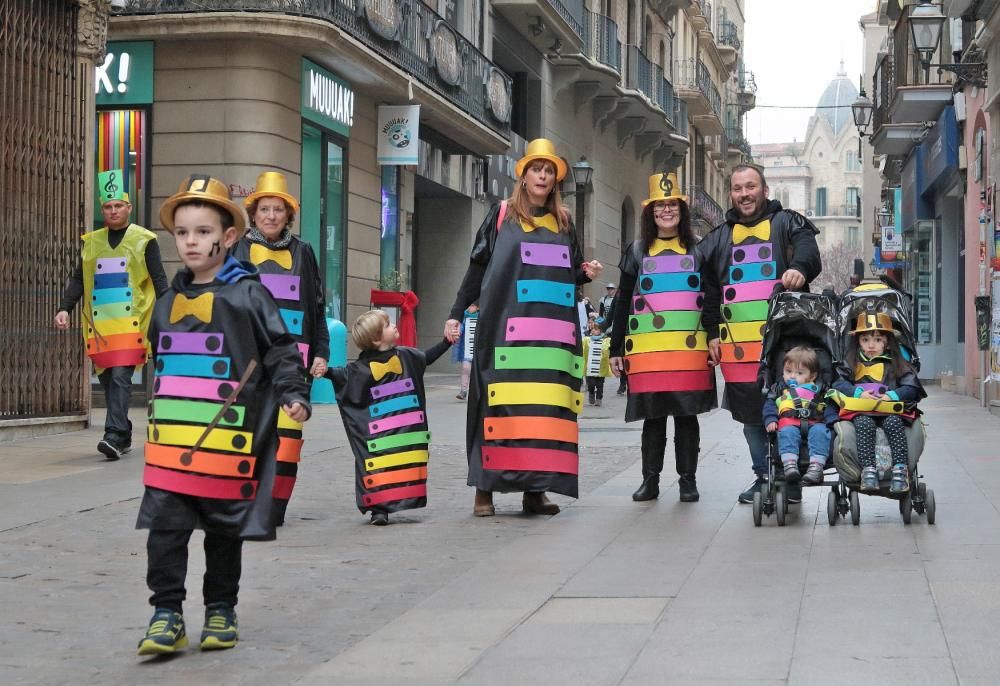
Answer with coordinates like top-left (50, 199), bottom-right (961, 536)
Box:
top-left (838, 282), bottom-right (921, 372)
top-left (759, 290), bottom-right (840, 391)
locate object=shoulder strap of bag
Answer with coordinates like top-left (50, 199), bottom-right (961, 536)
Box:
top-left (496, 200), bottom-right (507, 231)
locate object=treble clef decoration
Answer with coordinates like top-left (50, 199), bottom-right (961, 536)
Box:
top-left (104, 171), bottom-right (119, 196)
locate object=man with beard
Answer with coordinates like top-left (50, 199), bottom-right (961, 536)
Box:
top-left (697, 165), bottom-right (822, 504)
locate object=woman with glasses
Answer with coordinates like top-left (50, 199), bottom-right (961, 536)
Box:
top-left (609, 172), bottom-right (716, 503)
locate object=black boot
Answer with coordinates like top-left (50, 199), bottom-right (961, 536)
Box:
top-left (633, 419), bottom-right (666, 501)
top-left (675, 416), bottom-right (700, 502)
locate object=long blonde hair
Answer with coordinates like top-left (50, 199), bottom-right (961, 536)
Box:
top-left (508, 160), bottom-right (571, 232)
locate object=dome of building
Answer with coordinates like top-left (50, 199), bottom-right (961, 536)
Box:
top-left (815, 62), bottom-right (858, 136)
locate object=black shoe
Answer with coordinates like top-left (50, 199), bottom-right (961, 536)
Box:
top-left (98, 439), bottom-right (121, 461)
top-left (617, 388), bottom-right (626, 396)
top-left (200, 603), bottom-right (238, 650)
top-left (889, 465), bottom-right (910, 494)
top-left (738, 476), bottom-right (767, 504)
top-left (632, 476), bottom-right (660, 501)
top-left (595, 398), bottom-right (602, 407)
top-left (785, 481), bottom-right (802, 504)
top-left (678, 474), bottom-right (699, 502)
top-left (370, 512), bottom-right (389, 526)
top-left (137, 608), bottom-right (188, 656)
top-left (588, 393), bottom-right (596, 405)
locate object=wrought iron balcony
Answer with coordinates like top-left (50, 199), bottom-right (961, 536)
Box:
top-left (581, 9), bottom-right (621, 73)
top-left (117, 0), bottom-right (513, 137)
top-left (717, 19), bottom-right (740, 51)
top-left (725, 122), bottom-right (750, 158)
top-left (626, 45), bottom-right (654, 98)
top-left (674, 58), bottom-right (722, 132)
top-left (687, 185), bottom-right (724, 227)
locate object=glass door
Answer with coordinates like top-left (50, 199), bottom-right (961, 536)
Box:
top-left (301, 123), bottom-right (347, 322)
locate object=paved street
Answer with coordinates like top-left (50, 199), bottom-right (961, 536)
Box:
top-left (2, 377), bottom-right (999, 685)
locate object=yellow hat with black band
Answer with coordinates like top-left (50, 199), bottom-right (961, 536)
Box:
top-left (642, 172), bottom-right (687, 207)
top-left (159, 175), bottom-right (246, 234)
top-left (851, 312), bottom-right (894, 335)
top-left (515, 138), bottom-right (568, 181)
top-left (244, 171), bottom-right (300, 214)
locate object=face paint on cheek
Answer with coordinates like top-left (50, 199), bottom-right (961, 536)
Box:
top-left (209, 241), bottom-right (221, 257)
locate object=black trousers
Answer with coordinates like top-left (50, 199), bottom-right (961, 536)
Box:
top-left (98, 365), bottom-right (133, 443)
top-left (586, 377), bottom-right (605, 399)
top-left (640, 415), bottom-right (700, 477)
top-left (146, 529), bottom-right (243, 613)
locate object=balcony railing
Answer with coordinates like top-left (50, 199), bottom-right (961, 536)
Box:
top-left (738, 67), bottom-right (757, 94)
top-left (809, 204), bottom-right (861, 218)
top-left (717, 19), bottom-right (740, 51)
top-left (117, 0), bottom-right (513, 137)
top-left (658, 75), bottom-right (676, 127)
top-left (873, 52), bottom-right (894, 133)
top-left (547, 0), bottom-right (584, 39)
top-left (581, 9), bottom-right (621, 73)
top-left (675, 98), bottom-right (689, 134)
top-left (688, 185), bottom-right (724, 227)
top-left (675, 58), bottom-right (722, 120)
top-left (626, 44), bottom-right (654, 97)
top-left (725, 123), bottom-right (750, 157)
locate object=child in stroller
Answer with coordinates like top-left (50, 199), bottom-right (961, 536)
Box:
top-left (752, 290), bottom-right (839, 526)
top-left (827, 282), bottom-right (934, 525)
top-left (762, 345), bottom-right (840, 486)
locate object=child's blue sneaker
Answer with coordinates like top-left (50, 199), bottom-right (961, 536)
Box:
top-left (860, 466), bottom-right (879, 492)
top-left (137, 608), bottom-right (188, 655)
top-left (889, 465), bottom-right (910, 494)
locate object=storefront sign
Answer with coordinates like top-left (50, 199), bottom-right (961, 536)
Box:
top-left (429, 20), bottom-right (463, 86)
top-left (301, 59), bottom-right (354, 137)
top-left (377, 105), bottom-right (420, 165)
top-left (900, 150), bottom-right (932, 231)
top-left (360, 0), bottom-right (402, 41)
top-left (920, 105), bottom-right (959, 197)
top-left (96, 41), bottom-right (153, 106)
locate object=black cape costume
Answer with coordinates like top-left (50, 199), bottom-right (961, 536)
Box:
top-left (449, 203), bottom-right (590, 497)
top-left (230, 235), bottom-right (329, 519)
top-left (328, 340), bottom-right (450, 514)
top-left (610, 237), bottom-right (717, 422)
top-left (136, 258), bottom-right (311, 541)
top-left (698, 200), bottom-right (821, 425)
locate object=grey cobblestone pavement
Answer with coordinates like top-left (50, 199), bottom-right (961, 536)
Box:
top-left (2, 376), bottom-right (1000, 685)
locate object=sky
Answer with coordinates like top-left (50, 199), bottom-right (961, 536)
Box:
top-left (743, 0), bottom-right (879, 145)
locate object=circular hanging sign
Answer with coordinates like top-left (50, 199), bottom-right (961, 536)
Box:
top-left (361, 0), bottom-right (402, 42)
top-left (485, 67), bottom-right (511, 123)
top-left (429, 20), bottom-right (463, 86)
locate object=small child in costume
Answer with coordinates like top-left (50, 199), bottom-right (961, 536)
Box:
top-left (328, 310), bottom-right (451, 525)
top-left (453, 303), bottom-right (478, 400)
top-left (136, 175), bottom-right (311, 656)
top-left (833, 312), bottom-right (924, 493)
top-left (583, 320), bottom-right (611, 406)
top-left (763, 346), bottom-right (839, 486)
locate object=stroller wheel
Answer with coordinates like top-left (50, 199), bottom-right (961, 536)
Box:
top-left (827, 490), bottom-right (838, 526)
top-left (775, 490), bottom-right (786, 526)
top-left (849, 490), bottom-right (860, 526)
top-left (925, 488), bottom-right (936, 525)
top-left (752, 491), bottom-right (763, 527)
top-left (900, 492), bottom-right (912, 524)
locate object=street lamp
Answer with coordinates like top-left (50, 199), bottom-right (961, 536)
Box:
top-left (851, 87), bottom-right (874, 135)
top-left (909, 1), bottom-right (945, 72)
top-left (570, 157), bottom-right (594, 247)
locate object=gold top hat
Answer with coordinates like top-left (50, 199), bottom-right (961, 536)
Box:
top-left (515, 138), bottom-right (568, 181)
top-left (244, 171), bottom-right (300, 213)
top-left (642, 172), bottom-right (687, 207)
top-left (851, 312), bottom-right (894, 335)
top-left (159, 175), bottom-right (246, 234)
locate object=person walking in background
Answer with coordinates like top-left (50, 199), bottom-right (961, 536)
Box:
top-left (230, 171), bottom-right (329, 525)
top-left (54, 169), bottom-right (168, 461)
top-left (583, 319), bottom-right (611, 406)
top-left (609, 172), bottom-right (716, 503)
top-left (444, 138), bottom-right (602, 517)
top-left (698, 164), bottom-right (821, 505)
top-left (598, 283), bottom-right (616, 320)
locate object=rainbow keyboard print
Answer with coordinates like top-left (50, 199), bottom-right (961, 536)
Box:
top-left (720, 228), bottom-right (778, 384)
top-left (86, 256), bottom-right (146, 368)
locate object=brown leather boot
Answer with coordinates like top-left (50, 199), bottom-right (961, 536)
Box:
top-left (473, 489), bottom-right (495, 517)
top-left (522, 491), bottom-right (560, 515)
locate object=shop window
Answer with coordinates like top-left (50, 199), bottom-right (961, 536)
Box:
top-left (380, 166), bottom-right (401, 288)
top-left (301, 123), bottom-right (347, 322)
top-left (95, 109), bottom-right (149, 228)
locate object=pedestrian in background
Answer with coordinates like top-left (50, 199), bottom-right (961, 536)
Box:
top-left (583, 319), bottom-right (611, 406)
top-left (444, 138), bottom-right (603, 517)
top-left (137, 175), bottom-right (311, 656)
top-left (698, 164), bottom-right (821, 505)
top-left (231, 171), bottom-right (329, 525)
top-left (599, 283), bottom-right (616, 320)
top-left (54, 169), bottom-right (168, 461)
top-left (610, 172), bottom-right (716, 503)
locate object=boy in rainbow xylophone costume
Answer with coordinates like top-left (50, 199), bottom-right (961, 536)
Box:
top-left (136, 175), bottom-right (311, 656)
top-left (328, 310), bottom-right (451, 525)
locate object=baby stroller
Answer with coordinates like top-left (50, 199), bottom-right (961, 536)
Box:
top-left (828, 280), bottom-right (934, 525)
top-left (752, 290), bottom-right (840, 527)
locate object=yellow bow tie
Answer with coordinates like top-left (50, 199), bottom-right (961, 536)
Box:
top-left (855, 361), bottom-right (884, 381)
top-left (650, 236), bottom-right (685, 255)
top-left (370, 355), bottom-right (402, 381)
top-left (169, 292), bottom-right (214, 324)
top-left (250, 243), bottom-right (293, 270)
top-left (519, 213), bottom-right (560, 234)
top-left (733, 220), bottom-right (772, 244)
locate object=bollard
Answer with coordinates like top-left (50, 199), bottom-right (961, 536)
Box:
top-left (311, 317), bottom-right (347, 404)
